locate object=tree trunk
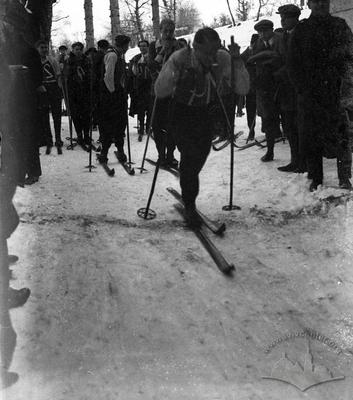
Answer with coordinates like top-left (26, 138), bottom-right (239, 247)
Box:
top-left (110, 0), bottom-right (121, 41)
top-left (84, 0), bottom-right (95, 48)
top-left (226, 0), bottom-right (236, 26)
top-left (152, 0), bottom-right (160, 39)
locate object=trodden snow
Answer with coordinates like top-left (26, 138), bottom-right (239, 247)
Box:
top-left (5, 113), bottom-right (353, 400)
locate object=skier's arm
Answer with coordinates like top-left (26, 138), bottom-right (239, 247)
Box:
top-left (154, 52), bottom-right (180, 99)
top-left (104, 51), bottom-right (118, 93)
top-left (287, 28), bottom-right (306, 94)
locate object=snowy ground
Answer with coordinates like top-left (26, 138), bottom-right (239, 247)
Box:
top-left (3, 114), bottom-right (353, 400)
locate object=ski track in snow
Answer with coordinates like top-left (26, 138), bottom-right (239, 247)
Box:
top-left (5, 114), bottom-right (353, 400)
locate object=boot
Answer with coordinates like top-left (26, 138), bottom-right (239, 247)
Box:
top-left (97, 153), bottom-right (108, 164)
top-left (339, 178), bottom-right (352, 190)
top-left (277, 163), bottom-right (299, 172)
top-left (116, 148), bottom-right (127, 163)
top-left (309, 180), bottom-right (322, 192)
top-left (261, 151), bottom-right (274, 162)
top-left (45, 145), bottom-right (52, 155)
top-left (8, 287), bottom-right (31, 309)
top-left (184, 205), bottom-right (201, 229)
top-left (8, 255), bottom-right (19, 265)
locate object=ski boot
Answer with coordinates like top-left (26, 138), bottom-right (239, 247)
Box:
top-left (8, 287), bottom-right (31, 309)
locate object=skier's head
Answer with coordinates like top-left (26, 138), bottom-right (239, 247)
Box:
top-left (308, 0), bottom-right (330, 17)
top-left (58, 45), bottom-right (68, 55)
top-left (97, 39), bottom-right (110, 52)
top-left (159, 19), bottom-right (175, 41)
top-left (254, 19), bottom-right (274, 42)
top-left (193, 27), bottom-right (221, 69)
top-left (277, 4), bottom-right (301, 31)
top-left (138, 40), bottom-right (149, 55)
top-left (72, 42), bottom-right (84, 58)
top-left (177, 38), bottom-right (188, 48)
top-left (35, 39), bottom-right (49, 58)
top-left (115, 35), bottom-right (130, 54)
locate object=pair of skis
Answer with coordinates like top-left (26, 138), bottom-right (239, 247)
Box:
top-left (145, 158), bottom-right (179, 178)
top-left (97, 151), bottom-right (135, 177)
top-left (167, 187), bottom-right (234, 275)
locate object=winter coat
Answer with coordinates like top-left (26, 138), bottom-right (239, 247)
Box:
top-left (248, 33), bottom-right (282, 118)
top-left (287, 14), bottom-right (353, 157)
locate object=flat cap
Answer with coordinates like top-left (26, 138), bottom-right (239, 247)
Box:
top-left (254, 19), bottom-right (274, 31)
top-left (276, 4), bottom-right (301, 17)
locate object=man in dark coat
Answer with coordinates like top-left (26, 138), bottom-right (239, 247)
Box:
top-left (287, 0), bottom-right (353, 191)
top-left (97, 35), bottom-right (130, 164)
top-left (65, 42), bottom-right (91, 146)
top-left (247, 19), bottom-right (282, 162)
top-left (274, 4), bottom-right (303, 172)
top-left (148, 18), bottom-right (182, 167)
top-left (128, 40), bottom-right (152, 142)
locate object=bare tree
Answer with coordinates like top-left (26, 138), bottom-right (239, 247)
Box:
top-left (225, 0), bottom-right (236, 26)
top-left (236, 0), bottom-right (251, 21)
top-left (123, 0), bottom-right (149, 40)
top-left (176, 1), bottom-right (200, 34)
top-left (110, 0), bottom-right (121, 40)
top-left (84, 0), bottom-right (95, 48)
top-left (256, 0), bottom-right (271, 21)
top-left (151, 0), bottom-right (160, 38)
top-left (210, 13), bottom-right (232, 28)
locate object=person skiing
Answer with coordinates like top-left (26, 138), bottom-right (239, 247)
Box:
top-left (97, 35), bottom-right (130, 164)
top-left (128, 40), bottom-right (152, 142)
top-left (148, 18), bottom-right (182, 167)
top-left (36, 40), bottom-right (63, 155)
top-left (287, 0), bottom-right (353, 191)
top-left (155, 27), bottom-right (249, 227)
top-left (64, 42), bottom-right (91, 147)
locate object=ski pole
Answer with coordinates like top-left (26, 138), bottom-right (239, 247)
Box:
top-left (62, 76), bottom-right (76, 150)
top-left (126, 105), bottom-right (134, 166)
top-left (138, 96), bottom-right (158, 173)
top-left (137, 158), bottom-right (160, 220)
top-left (85, 63), bottom-right (96, 173)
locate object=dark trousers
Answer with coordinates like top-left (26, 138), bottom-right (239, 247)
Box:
top-left (281, 110), bottom-right (302, 167)
top-left (68, 89), bottom-right (91, 140)
top-left (152, 97), bottom-right (176, 161)
top-left (246, 92), bottom-right (257, 136)
top-left (98, 88), bottom-right (127, 157)
top-left (261, 112), bottom-right (282, 152)
top-left (39, 84), bottom-right (62, 146)
top-left (171, 102), bottom-right (212, 207)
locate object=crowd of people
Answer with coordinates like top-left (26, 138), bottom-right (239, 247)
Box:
top-left (1, 0), bottom-right (353, 387)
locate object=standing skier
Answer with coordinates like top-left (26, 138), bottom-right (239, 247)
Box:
top-left (128, 40), bottom-right (152, 142)
top-left (64, 42), bottom-right (91, 146)
top-left (155, 27), bottom-right (249, 227)
top-left (97, 35), bottom-right (130, 164)
top-left (36, 40), bottom-right (63, 155)
top-left (148, 18), bottom-right (182, 167)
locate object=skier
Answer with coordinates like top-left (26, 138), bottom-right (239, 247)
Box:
top-left (148, 18), bottom-right (182, 168)
top-left (64, 42), bottom-right (91, 147)
top-left (128, 40), bottom-right (152, 142)
top-left (274, 5), bottom-right (303, 172)
top-left (155, 27), bottom-right (249, 227)
top-left (247, 19), bottom-right (282, 162)
top-left (36, 40), bottom-right (63, 155)
top-left (287, 0), bottom-right (353, 191)
top-left (97, 35), bottom-right (131, 164)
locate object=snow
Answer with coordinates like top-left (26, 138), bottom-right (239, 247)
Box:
top-left (4, 114), bottom-right (353, 399)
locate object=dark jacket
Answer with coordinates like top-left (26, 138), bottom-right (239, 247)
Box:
top-left (287, 14), bottom-right (353, 156)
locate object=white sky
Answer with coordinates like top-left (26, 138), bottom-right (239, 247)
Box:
top-left (52, 0), bottom-right (232, 45)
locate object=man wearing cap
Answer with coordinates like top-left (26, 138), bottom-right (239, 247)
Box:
top-left (148, 18), bottom-right (182, 168)
top-left (287, 0), bottom-right (353, 191)
top-left (274, 4), bottom-right (303, 173)
top-left (247, 19), bottom-right (282, 162)
top-left (97, 35), bottom-right (130, 164)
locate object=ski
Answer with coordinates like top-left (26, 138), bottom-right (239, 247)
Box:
top-left (212, 131), bottom-right (244, 152)
top-left (174, 203), bottom-right (235, 275)
top-left (97, 156), bottom-right (115, 176)
top-left (145, 158), bottom-right (179, 178)
top-left (236, 138), bottom-right (267, 150)
top-left (167, 187), bottom-right (226, 235)
top-left (114, 151), bottom-right (135, 175)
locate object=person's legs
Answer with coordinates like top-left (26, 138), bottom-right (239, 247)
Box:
top-left (47, 84), bottom-right (63, 146)
top-left (278, 111), bottom-right (300, 171)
